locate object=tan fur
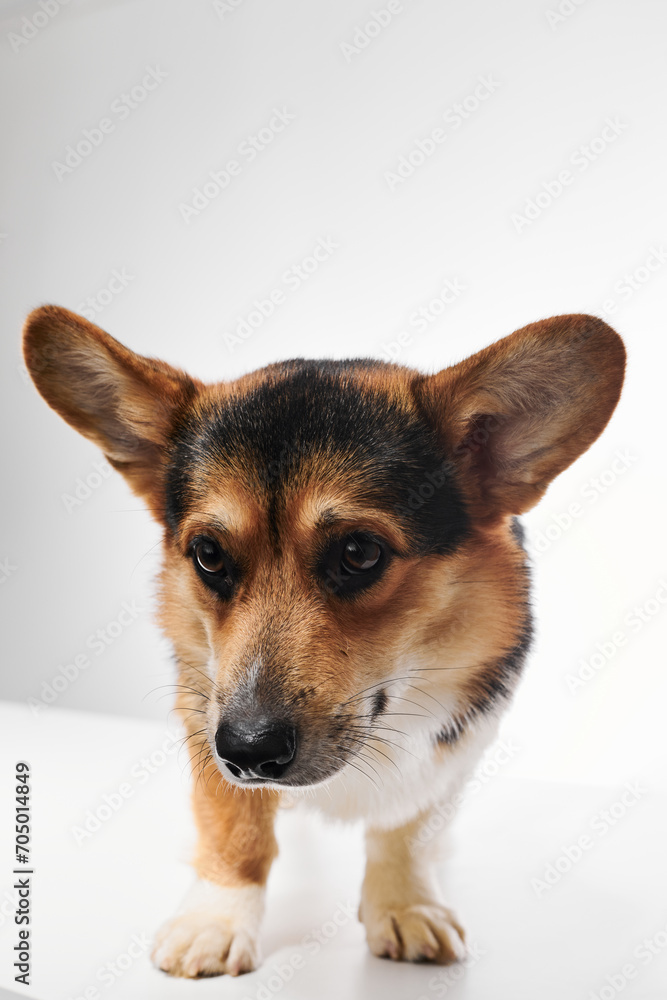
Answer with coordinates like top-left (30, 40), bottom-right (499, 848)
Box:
top-left (191, 760), bottom-right (279, 886)
top-left (360, 809), bottom-right (466, 962)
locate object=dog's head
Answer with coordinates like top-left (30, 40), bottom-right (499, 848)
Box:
top-left (23, 307), bottom-right (625, 790)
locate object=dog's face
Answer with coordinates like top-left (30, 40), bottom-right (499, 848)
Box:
top-left (23, 307), bottom-right (625, 790)
top-left (160, 362), bottom-right (475, 789)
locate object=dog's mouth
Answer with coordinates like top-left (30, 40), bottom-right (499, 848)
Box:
top-left (214, 756), bottom-right (344, 791)
top-left (212, 738), bottom-right (354, 791)
top-left (207, 709), bottom-right (386, 791)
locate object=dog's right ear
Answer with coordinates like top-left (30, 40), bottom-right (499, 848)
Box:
top-left (417, 313), bottom-right (626, 522)
top-left (22, 305), bottom-right (202, 507)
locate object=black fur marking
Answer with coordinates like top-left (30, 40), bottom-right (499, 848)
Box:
top-left (436, 718), bottom-right (466, 746)
top-left (165, 361), bottom-right (470, 558)
top-left (372, 689), bottom-right (387, 718)
top-left (436, 527), bottom-right (534, 749)
top-left (468, 611), bottom-right (534, 717)
top-left (510, 516), bottom-right (525, 548)
top-left (436, 609), bottom-right (534, 751)
top-left (435, 614), bottom-right (533, 750)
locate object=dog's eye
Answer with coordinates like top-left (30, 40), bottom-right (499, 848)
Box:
top-left (191, 537), bottom-right (237, 597)
top-left (342, 536), bottom-right (382, 573)
top-left (195, 539), bottom-right (226, 573)
top-left (320, 532), bottom-right (387, 596)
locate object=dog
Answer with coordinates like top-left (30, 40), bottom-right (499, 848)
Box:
top-left (23, 306), bottom-right (625, 977)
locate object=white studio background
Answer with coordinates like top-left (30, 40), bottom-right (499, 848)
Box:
top-left (1, 0), bottom-right (665, 792)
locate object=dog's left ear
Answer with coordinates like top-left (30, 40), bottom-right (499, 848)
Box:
top-left (22, 305), bottom-right (202, 509)
top-left (418, 314), bottom-right (626, 520)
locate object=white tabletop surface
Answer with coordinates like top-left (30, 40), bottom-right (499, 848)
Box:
top-left (0, 700), bottom-right (665, 1000)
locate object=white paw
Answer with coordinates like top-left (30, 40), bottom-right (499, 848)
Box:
top-left (362, 901), bottom-right (466, 964)
top-left (152, 880), bottom-right (264, 979)
top-left (152, 911), bottom-right (258, 977)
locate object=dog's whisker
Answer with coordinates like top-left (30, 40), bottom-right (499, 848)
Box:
top-left (373, 710), bottom-right (431, 720)
top-left (410, 665), bottom-right (469, 673)
top-left (174, 709), bottom-right (208, 726)
top-left (349, 727), bottom-right (418, 759)
top-left (403, 682), bottom-right (450, 716)
top-left (174, 728), bottom-right (209, 751)
top-left (332, 754), bottom-right (380, 791)
top-left (346, 720), bottom-right (409, 748)
top-left (349, 752), bottom-right (385, 786)
top-left (180, 661), bottom-right (216, 688)
top-left (129, 539), bottom-right (163, 582)
top-left (189, 742), bottom-right (213, 774)
top-left (355, 718), bottom-right (412, 741)
top-left (146, 681), bottom-right (210, 702)
top-left (341, 674), bottom-right (420, 707)
top-left (191, 752), bottom-right (213, 792)
top-left (344, 735), bottom-right (402, 776)
top-left (203, 760), bottom-right (221, 793)
top-left (183, 747), bottom-right (211, 782)
top-left (380, 695), bottom-right (441, 721)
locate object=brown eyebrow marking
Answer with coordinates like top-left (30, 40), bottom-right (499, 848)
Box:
top-left (182, 516), bottom-right (231, 538)
top-left (179, 509), bottom-right (250, 549)
top-left (317, 507), bottom-right (338, 528)
top-left (307, 505), bottom-right (410, 556)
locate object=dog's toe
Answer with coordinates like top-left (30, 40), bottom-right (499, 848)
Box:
top-left (152, 913), bottom-right (258, 978)
top-left (364, 903), bottom-right (466, 965)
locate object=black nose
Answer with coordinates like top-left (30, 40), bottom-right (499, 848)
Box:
top-left (215, 719), bottom-right (297, 780)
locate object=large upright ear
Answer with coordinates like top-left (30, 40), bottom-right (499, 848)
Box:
top-left (418, 314), bottom-right (626, 521)
top-left (22, 305), bottom-right (201, 508)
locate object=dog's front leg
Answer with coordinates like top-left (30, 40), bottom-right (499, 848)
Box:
top-left (152, 764), bottom-right (279, 978)
top-left (359, 809), bottom-right (466, 964)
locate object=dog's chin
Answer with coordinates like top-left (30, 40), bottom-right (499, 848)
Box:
top-left (213, 755), bottom-right (346, 792)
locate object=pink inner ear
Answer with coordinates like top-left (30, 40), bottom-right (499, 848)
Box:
top-left (456, 411), bottom-right (512, 458)
top-left (455, 410), bottom-right (542, 490)
top-left (453, 412), bottom-right (507, 485)
top-left (426, 314), bottom-right (625, 517)
top-left (457, 414), bottom-right (492, 454)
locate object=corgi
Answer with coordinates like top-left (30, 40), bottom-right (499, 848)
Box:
top-left (22, 306), bottom-right (625, 977)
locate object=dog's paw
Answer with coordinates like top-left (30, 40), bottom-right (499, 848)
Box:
top-left (152, 911), bottom-right (258, 978)
top-left (361, 901), bottom-right (466, 964)
top-left (151, 881), bottom-right (263, 979)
